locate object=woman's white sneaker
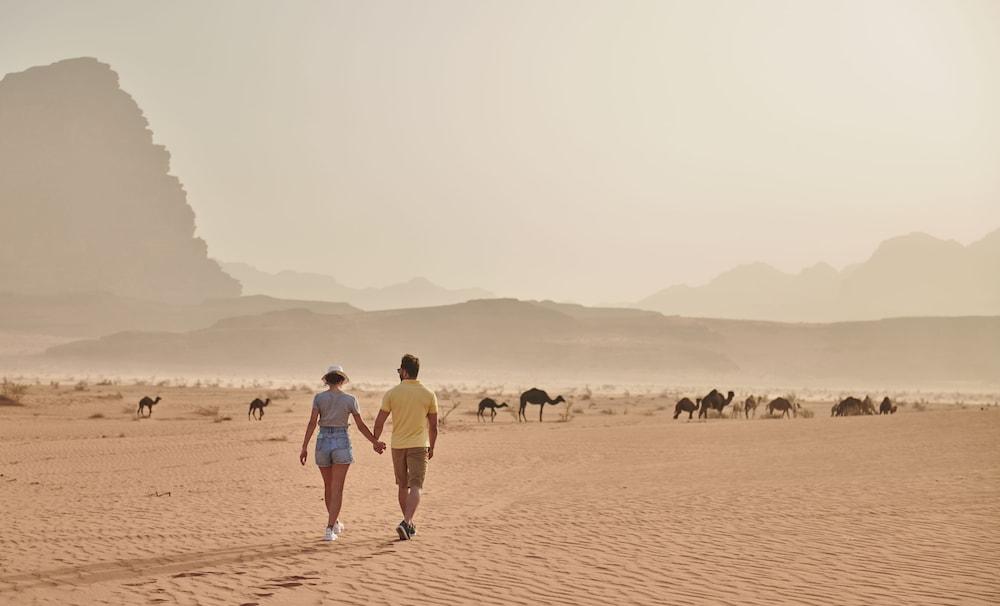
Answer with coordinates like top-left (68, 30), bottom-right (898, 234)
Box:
top-left (323, 526), bottom-right (337, 541)
top-left (333, 521), bottom-right (344, 534)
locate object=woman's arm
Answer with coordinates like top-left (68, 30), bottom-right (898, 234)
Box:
top-left (300, 407), bottom-right (320, 465)
top-left (352, 411), bottom-right (386, 453)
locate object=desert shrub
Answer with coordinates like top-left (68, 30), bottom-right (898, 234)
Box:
top-left (798, 408), bottom-right (815, 419)
top-left (74, 380), bottom-right (89, 392)
top-left (98, 392), bottom-right (123, 400)
top-left (88, 413), bottom-right (105, 419)
top-left (213, 415), bottom-right (233, 423)
top-left (912, 401), bottom-right (928, 412)
top-left (96, 379), bottom-right (114, 386)
top-left (156, 380), bottom-right (170, 388)
top-left (600, 408), bottom-right (616, 415)
top-left (1, 378), bottom-right (29, 403)
top-left (194, 405), bottom-right (220, 417)
top-left (50, 381), bottom-right (60, 389)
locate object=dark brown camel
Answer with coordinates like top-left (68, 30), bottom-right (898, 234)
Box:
top-left (878, 397), bottom-right (897, 415)
top-left (673, 397), bottom-right (699, 419)
top-left (248, 397), bottom-right (271, 420)
top-left (698, 389), bottom-right (735, 419)
top-left (137, 396), bottom-right (161, 417)
top-left (833, 396), bottom-right (875, 417)
top-left (518, 388), bottom-right (565, 422)
top-left (477, 398), bottom-right (508, 422)
top-left (766, 397), bottom-right (798, 418)
top-left (744, 395), bottom-right (760, 419)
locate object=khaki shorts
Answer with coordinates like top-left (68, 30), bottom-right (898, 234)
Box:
top-left (392, 447), bottom-right (428, 489)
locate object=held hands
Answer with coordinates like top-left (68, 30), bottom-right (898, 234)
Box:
top-left (373, 440), bottom-right (386, 454)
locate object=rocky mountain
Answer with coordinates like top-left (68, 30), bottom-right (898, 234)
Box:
top-left (221, 262), bottom-right (494, 310)
top-left (636, 229), bottom-right (1000, 322)
top-left (0, 58), bottom-right (240, 303)
top-left (41, 298), bottom-right (1000, 387)
top-left (0, 291), bottom-right (359, 338)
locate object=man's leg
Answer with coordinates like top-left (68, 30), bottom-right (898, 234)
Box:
top-left (398, 483), bottom-right (408, 516)
top-left (403, 486), bottom-right (421, 523)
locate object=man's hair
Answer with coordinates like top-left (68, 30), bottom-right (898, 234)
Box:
top-left (400, 354), bottom-right (420, 378)
top-left (323, 372), bottom-right (346, 386)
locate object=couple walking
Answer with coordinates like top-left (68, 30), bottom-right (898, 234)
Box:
top-left (299, 353), bottom-right (438, 542)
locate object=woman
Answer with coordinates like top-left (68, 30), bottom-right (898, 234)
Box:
top-left (300, 364), bottom-right (385, 541)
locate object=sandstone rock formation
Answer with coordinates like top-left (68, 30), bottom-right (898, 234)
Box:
top-left (0, 57), bottom-right (240, 303)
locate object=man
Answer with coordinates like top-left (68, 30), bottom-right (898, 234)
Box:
top-left (373, 353), bottom-right (438, 540)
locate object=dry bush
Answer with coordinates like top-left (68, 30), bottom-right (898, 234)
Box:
top-left (600, 408), bottom-right (616, 415)
top-left (912, 401), bottom-right (928, 412)
top-left (50, 381), bottom-right (60, 389)
top-left (88, 413), bottom-right (105, 419)
top-left (194, 405), bottom-right (220, 417)
top-left (1, 378), bottom-right (29, 403)
top-left (98, 392), bottom-right (123, 400)
top-left (798, 407), bottom-right (815, 419)
top-left (156, 380), bottom-right (170, 388)
top-left (96, 379), bottom-right (114, 386)
top-left (74, 380), bottom-right (89, 392)
top-left (213, 415), bottom-right (233, 423)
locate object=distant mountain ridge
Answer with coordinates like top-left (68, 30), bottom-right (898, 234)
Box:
top-left (635, 229), bottom-right (1000, 322)
top-left (221, 262), bottom-right (494, 310)
top-left (41, 298), bottom-right (1000, 387)
top-left (0, 291), bottom-right (358, 338)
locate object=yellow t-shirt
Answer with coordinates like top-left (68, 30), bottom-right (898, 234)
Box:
top-left (380, 380), bottom-right (439, 449)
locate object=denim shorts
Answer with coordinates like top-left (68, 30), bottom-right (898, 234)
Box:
top-left (315, 426), bottom-right (353, 466)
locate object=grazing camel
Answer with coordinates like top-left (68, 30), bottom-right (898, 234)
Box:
top-left (673, 397), bottom-right (699, 420)
top-left (518, 388), bottom-right (565, 422)
top-left (833, 396), bottom-right (875, 417)
top-left (766, 397), bottom-right (798, 418)
top-left (137, 396), bottom-right (161, 417)
top-left (248, 397), bottom-right (271, 420)
top-left (878, 397), bottom-right (897, 415)
top-left (744, 395), bottom-right (760, 419)
top-left (698, 389), bottom-right (735, 419)
top-left (477, 398), bottom-right (508, 422)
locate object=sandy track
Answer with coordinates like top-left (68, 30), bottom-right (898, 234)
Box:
top-left (1, 387), bottom-right (998, 605)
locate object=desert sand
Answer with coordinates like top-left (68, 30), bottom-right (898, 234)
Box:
top-left (1, 381), bottom-right (998, 605)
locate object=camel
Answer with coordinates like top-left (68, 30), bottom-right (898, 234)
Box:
top-left (731, 401), bottom-right (744, 418)
top-left (477, 398), bottom-right (508, 422)
top-left (698, 389), bottom-right (735, 419)
top-left (833, 396), bottom-right (875, 417)
top-left (744, 395), bottom-right (760, 419)
top-left (518, 388), bottom-right (565, 422)
top-left (248, 397), bottom-right (271, 420)
top-left (766, 397), bottom-right (798, 418)
top-left (878, 397), bottom-right (897, 415)
top-left (673, 397), bottom-right (699, 420)
top-left (137, 396), bottom-right (161, 417)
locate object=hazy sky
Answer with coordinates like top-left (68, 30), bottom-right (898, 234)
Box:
top-left (2, 0), bottom-right (998, 303)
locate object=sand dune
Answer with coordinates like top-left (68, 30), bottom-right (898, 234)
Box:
top-left (1, 383), bottom-right (998, 605)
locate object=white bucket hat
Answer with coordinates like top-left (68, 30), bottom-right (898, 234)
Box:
top-left (323, 364), bottom-right (349, 383)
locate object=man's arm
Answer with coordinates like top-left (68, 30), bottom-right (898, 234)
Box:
top-left (427, 413), bottom-right (438, 459)
top-left (373, 409), bottom-right (390, 442)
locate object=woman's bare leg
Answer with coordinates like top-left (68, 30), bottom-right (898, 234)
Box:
top-left (318, 465), bottom-right (334, 526)
top-left (325, 464), bottom-right (350, 527)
